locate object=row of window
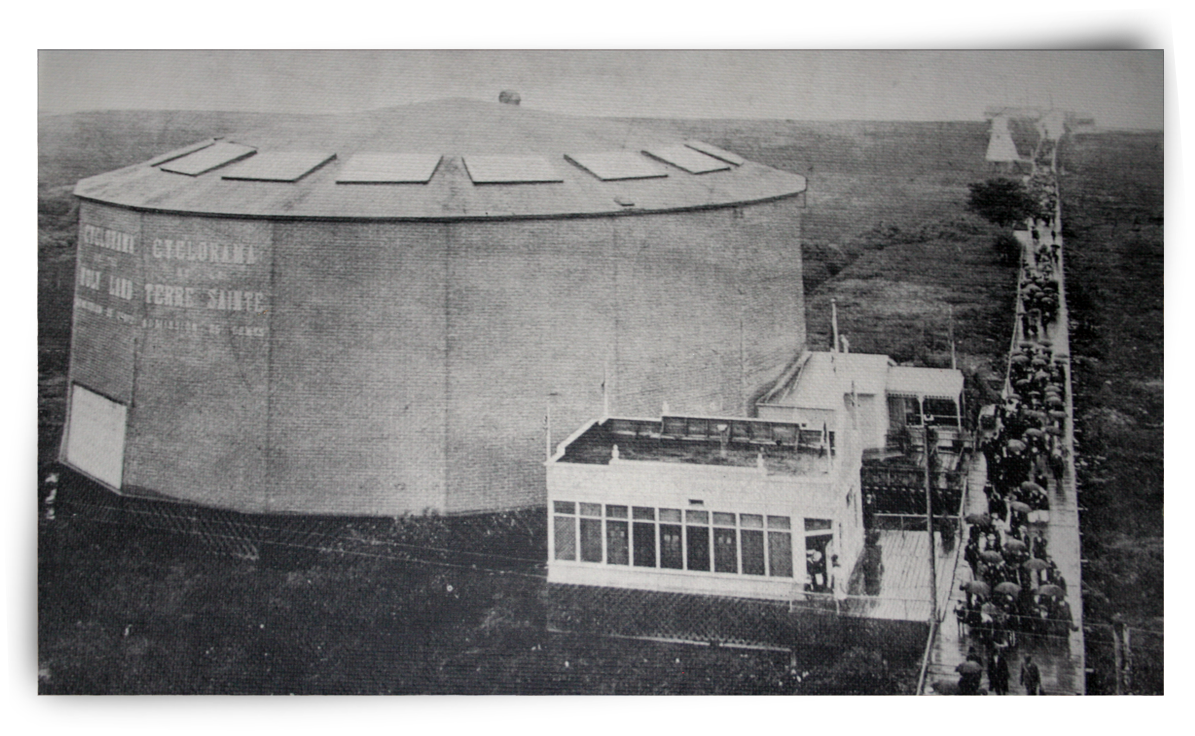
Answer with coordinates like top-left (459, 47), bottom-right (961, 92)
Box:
top-left (552, 502), bottom-right (811, 578)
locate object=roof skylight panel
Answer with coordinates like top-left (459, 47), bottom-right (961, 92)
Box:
top-left (336, 154), bottom-right (443, 184)
top-left (683, 140), bottom-right (745, 166)
top-left (564, 152), bottom-right (668, 181)
top-left (158, 142), bottom-right (257, 176)
top-left (147, 139), bottom-right (217, 166)
top-left (221, 151), bottom-right (337, 182)
top-left (463, 155), bottom-right (564, 184)
top-left (643, 145), bottom-right (731, 174)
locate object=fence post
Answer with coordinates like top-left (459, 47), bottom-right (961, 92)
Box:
top-left (1123, 626), bottom-right (1133, 694)
top-left (1112, 615), bottom-right (1125, 695)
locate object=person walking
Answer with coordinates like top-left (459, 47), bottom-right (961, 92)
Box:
top-left (989, 650), bottom-right (1010, 695)
top-left (1021, 655), bottom-right (1042, 695)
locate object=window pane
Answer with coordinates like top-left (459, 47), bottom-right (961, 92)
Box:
top-left (740, 513), bottom-right (764, 529)
top-left (714, 527), bottom-right (738, 573)
top-left (606, 505), bottom-right (628, 519)
top-left (713, 512), bottom-right (736, 527)
top-left (768, 531), bottom-right (793, 577)
top-left (580, 518), bottom-right (603, 562)
top-left (686, 525), bottom-right (711, 571)
top-left (606, 520), bottom-right (629, 565)
top-left (767, 515), bottom-right (791, 530)
top-left (805, 518), bottom-right (832, 532)
top-left (660, 524), bottom-right (683, 569)
top-left (741, 529), bottom-right (766, 575)
top-left (633, 522), bottom-right (656, 567)
top-left (633, 506), bottom-right (655, 520)
top-left (580, 503), bottom-right (602, 517)
top-left (686, 509), bottom-right (709, 524)
top-left (660, 508), bottom-right (682, 523)
top-left (554, 516), bottom-right (576, 560)
top-left (554, 501), bottom-right (575, 515)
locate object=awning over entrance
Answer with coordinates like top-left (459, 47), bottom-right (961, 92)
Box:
top-left (885, 366), bottom-right (964, 400)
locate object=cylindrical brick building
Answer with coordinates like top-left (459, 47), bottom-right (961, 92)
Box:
top-left (62, 98), bottom-right (807, 515)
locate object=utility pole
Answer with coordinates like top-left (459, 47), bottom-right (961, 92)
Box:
top-left (949, 305), bottom-right (957, 370)
top-left (831, 299), bottom-right (840, 354)
top-left (921, 395), bottom-right (937, 623)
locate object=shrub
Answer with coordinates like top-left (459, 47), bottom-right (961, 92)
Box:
top-left (992, 231), bottom-right (1021, 266)
top-left (967, 178), bottom-right (1036, 227)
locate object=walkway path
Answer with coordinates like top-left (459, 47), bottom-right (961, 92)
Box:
top-left (921, 143), bottom-right (1085, 695)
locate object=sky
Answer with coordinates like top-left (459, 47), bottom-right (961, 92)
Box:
top-left (38, 50), bottom-right (1165, 129)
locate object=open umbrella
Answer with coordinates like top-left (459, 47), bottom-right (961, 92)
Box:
top-left (1006, 440), bottom-right (1026, 453)
top-left (1031, 357), bottom-right (1048, 368)
top-left (1003, 538), bottom-right (1028, 552)
top-left (956, 661), bottom-right (984, 674)
top-left (980, 551), bottom-right (1004, 564)
top-left (1021, 481), bottom-right (1045, 493)
top-left (1023, 558), bottom-right (1050, 571)
top-left (965, 512), bottom-right (991, 526)
top-left (980, 602), bottom-right (1001, 615)
top-left (1024, 428), bottom-right (1045, 439)
top-left (1047, 426), bottom-right (1064, 436)
top-left (1035, 584), bottom-right (1064, 597)
top-left (1010, 354), bottom-right (1030, 365)
top-left (1010, 501), bottom-right (1032, 514)
top-left (1049, 409), bottom-right (1067, 419)
top-left (963, 580), bottom-right (992, 596)
top-left (994, 582), bottom-right (1021, 596)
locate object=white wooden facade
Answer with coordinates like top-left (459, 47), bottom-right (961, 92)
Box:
top-left (546, 416), bottom-right (864, 601)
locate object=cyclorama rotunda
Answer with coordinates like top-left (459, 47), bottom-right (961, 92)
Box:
top-left (61, 97), bottom-right (808, 516)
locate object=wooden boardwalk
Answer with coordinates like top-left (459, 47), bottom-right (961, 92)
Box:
top-left (921, 160), bottom-right (1086, 694)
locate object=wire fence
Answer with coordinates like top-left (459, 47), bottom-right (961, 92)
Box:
top-left (52, 479), bottom-right (548, 578)
top-left (1082, 623), bottom-right (1164, 695)
top-left (545, 582), bottom-right (930, 662)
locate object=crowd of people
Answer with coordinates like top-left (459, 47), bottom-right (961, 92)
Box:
top-left (950, 179), bottom-right (1077, 694)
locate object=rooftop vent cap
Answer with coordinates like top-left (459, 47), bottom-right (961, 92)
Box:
top-left (498, 90), bottom-right (521, 106)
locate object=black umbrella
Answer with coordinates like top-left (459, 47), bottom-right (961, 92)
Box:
top-left (980, 551), bottom-right (1003, 564)
top-left (964, 580), bottom-right (992, 595)
top-left (1035, 584), bottom-right (1065, 597)
top-left (1003, 538), bottom-right (1028, 552)
top-left (1009, 501), bottom-right (1032, 514)
top-left (1023, 558), bottom-right (1049, 571)
top-left (956, 661), bottom-right (984, 674)
top-left (1021, 481), bottom-right (1045, 493)
top-left (994, 582), bottom-right (1022, 596)
top-left (965, 512), bottom-right (991, 526)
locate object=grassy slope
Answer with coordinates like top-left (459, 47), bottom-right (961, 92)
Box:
top-left (1057, 131), bottom-right (1164, 693)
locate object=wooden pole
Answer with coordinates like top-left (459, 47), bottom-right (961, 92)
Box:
top-left (949, 305), bottom-right (957, 370)
top-left (921, 395), bottom-right (937, 623)
top-left (1113, 618), bottom-right (1124, 695)
top-left (831, 299), bottom-right (840, 354)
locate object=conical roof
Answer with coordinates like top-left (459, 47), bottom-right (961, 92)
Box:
top-left (74, 98), bottom-right (806, 219)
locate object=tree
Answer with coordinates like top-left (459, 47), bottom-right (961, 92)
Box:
top-left (967, 178), bottom-right (1036, 228)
